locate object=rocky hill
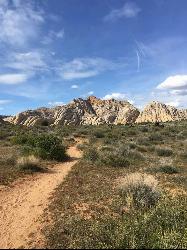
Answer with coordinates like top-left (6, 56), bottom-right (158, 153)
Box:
top-left (3, 97), bottom-right (187, 126)
top-left (4, 96), bottom-right (140, 126)
top-left (136, 101), bottom-right (187, 123)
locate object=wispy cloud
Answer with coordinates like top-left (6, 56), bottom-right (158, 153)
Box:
top-left (71, 84), bottom-right (79, 89)
top-left (59, 57), bottom-right (125, 80)
top-left (0, 99), bottom-right (12, 104)
top-left (88, 91), bottom-right (94, 95)
top-left (104, 2), bottom-right (141, 22)
top-left (0, 0), bottom-right (44, 46)
top-left (165, 100), bottom-right (180, 108)
top-left (134, 40), bottom-right (147, 72)
top-left (5, 51), bottom-right (47, 72)
top-left (42, 29), bottom-right (65, 45)
top-left (0, 73), bottom-right (28, 84)
top-left (48, 101), bottom-right (64, 106)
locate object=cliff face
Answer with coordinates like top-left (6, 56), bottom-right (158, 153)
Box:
top-left (5, 96), bottom-right (140, 126)
top-left (136, 101), bottom-right (187, 123)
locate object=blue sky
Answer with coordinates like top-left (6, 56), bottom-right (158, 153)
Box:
top-left (0, 0), bottom-right (187, 115)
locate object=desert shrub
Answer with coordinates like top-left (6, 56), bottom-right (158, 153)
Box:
top-left (127, 142), bottom-right (137, 149)
top-left (0, 130), bottom-right (9, 140)
top-left (83, 147), bottom-right (99, 162)
top-left (126, 128), bottom-right (137, 136)
top-left (140, 126), bottom-right (149, 133)
top-left (137, 145), bottom-right (147, 152)
top-left (40, 120), bottom-right (50, 126)
top-left (103, 137), bottom-right (116, 144)
top-left (97, 145), bottom-right (144, 168)
top-left (13, 133), bottom-right (68, 161)
top-left (156, 147), bottom-right (173, 157)
top-left (117, 173), bottom-right (161, 209)
top-left (17, 155), bottom-right (43, 173)
top-left (158, 165), bottom-right (179, 174)
top-left (33, 134), bottom-right (68, 161)
top-left (147, 145), bottom-right (156, 152)
top-left (12, 134), bottom-right (29, 145)
top-left (93, 130), bottom-right (105, 138)
top-left (98, 150), bottom-right (130, 168)
top-left (46, 196), bottom-right (187, 249)
top-left (137, 137), bottom-right (150, 146)
top-left (149, 133), bottom-right (163, 142)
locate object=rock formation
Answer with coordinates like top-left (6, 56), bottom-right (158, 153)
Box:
top-left (4, 96), bottom-right (140, 126)
top-left (3, 98), bottom-right (187, 127)
top-left (136, 101), bottom-right (187, 123)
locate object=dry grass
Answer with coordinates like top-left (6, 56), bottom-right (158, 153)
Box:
top-left (17, 155), bottom-right (44, 173)
top-left (117, 173), bottom-right (161, 208)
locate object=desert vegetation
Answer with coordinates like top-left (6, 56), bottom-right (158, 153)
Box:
top-left (0, 123), bottom-right (68, 184)
top-left (0, 121), bottom-right (187, 248)
top-left (43, 121), bottom-right (186, 249)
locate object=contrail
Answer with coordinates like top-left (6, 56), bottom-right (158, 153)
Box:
top-left (136, 49), bottom-right (140, 72)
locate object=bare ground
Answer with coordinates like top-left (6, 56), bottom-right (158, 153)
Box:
top-left (0, 144), bottom-right (82, 249)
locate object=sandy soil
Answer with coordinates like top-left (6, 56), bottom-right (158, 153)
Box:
top-left (0, 144), bottom-right (82, 249)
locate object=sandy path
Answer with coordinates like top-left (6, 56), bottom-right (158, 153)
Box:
top-left (0, 145), bottom-right (82, 249)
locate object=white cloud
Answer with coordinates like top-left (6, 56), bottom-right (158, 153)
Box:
top-left (157, 75), bottom-right (187, 96)
top-left (48, 101), bottom-right (64, 106)
top-left (55, 29), bottom-right (64, 39)
top-left (0, 99), bottom-right (11, 104)
top-left (63, 71), bottom-right (98, 80)
top-left (59, 57), bottom-right (124, 80)
top-left (0, 73), bottom-right (28, 84)
top-left (128, 99), bottom-right (134, 105)
top-left (6, 51), bottom-right (47, 72)
top-left (103, 93), bottom-right (127, 100)
top-left (157, 75), bottom-right (187, 90)
top-left (42, 29), bottom-right (64, 45)
top-left (0, 0), bottom-right (44, 46)
top-left (104, 2), bottom-right (141, 21)
top-left (102, 93), bottom-right (135, 104)
top-left (88, 91), bottom-right (94, 95)
top-left (166, 101), bottom-right (180, 108)
top-left (170, 89), bottom-right (187, 96)
top-left (71, 85), bottom-right (79, 89)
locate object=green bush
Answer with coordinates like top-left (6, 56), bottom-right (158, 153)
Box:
top-left (99, 151), bottom-right (130, 168)
top-left (158, 165), bottom-right (179, 174)
top-left (149, 133), bottom-right (163, 142)
top-left (13, 133), bottom-right (68, 161)
top-left (93, 130), bottom-right (105, 138)
top-left (156, 147), bottom-right (173, 157)
top-left (83, 147), bottom-right (99, 162)
top-left (97, 145), bottom-right (143, 168)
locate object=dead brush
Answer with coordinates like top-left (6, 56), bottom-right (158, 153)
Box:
top-left (17, 155), bottom-right (44, 173)
top-left (117, 173), bottom-right (161, 209)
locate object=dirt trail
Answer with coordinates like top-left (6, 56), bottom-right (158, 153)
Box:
top-left (0, 144), bottom-right (82, 249)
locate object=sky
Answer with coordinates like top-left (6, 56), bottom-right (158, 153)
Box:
top-left (0, 0), bottom-right (187, 115)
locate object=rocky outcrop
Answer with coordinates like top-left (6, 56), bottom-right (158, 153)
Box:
top-left (87, 96), bottom-right (139, 125)
top-left (5, 96), bottom-right (140, 126)
top-left (136, 101), bottom-right (187, 123)
top-left (4, 98), bottom-right (187, 127)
